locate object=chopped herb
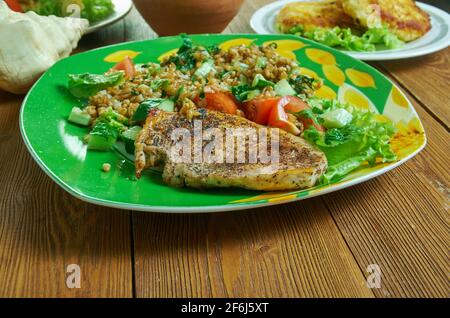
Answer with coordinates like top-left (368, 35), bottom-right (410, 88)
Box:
top-left (206, 45), bottom-right (220, 56)
top-left (151, 79), bottom-right (170, 91)
top-left (167, 35), bottom-right (196, 71)
top-left (231, 84), bottom-right (259, 102)
top-left (289, 75), bottom-right (316, 95)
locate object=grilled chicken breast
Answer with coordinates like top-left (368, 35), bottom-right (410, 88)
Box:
top-left (135, 109), bottom-right (327, 191)
top-left (342, 0), bottom-right (431, 42)
top-left (276, 0), bottom-right (356, 33)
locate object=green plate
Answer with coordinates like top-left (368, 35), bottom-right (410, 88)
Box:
top-left (20, 34), bottom-right (426, 213)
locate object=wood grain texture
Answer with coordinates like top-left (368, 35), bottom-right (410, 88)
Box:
top-left (0, 92), bottom-right (133, 297)
top-left (132, 199), bottom-right (374, 298)
top-left (0, 0), bottom-right (448, 298)
top-left (379, 47), bottom-right (450, 129)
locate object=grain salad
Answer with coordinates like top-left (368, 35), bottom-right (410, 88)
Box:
top-left (83, 38), bottom-right (318, 122)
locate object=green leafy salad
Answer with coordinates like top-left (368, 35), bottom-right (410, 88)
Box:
top-left (286, 25), bottom-right (404, 52)
top-left (21, 0), bottom-right (115, 23)
top-left (300, 98), bottom-right (396, 183)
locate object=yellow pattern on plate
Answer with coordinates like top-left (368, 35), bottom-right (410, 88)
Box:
top-left (219, 38), bottom-right (256, 51)
top-left (375, 114), bottom-right (391, 123)
top-left (390, 118), bottom-right (426, 160)
top-left (263, 39), bottom-right (307, 60)
top-left (315, 85), bottom-right (336, 99)
top-left (157, 48), bottom-right (179, 62)
top-left (263, 39), bottom-right (306, 51)
top-left (391, 86), bottom-right (409, 108)
top-left (268, 194), bottom-right (299, 203)
top-left (231, 192), bottom-right (292, 203)
top-left (345, 68), bottom-right (376, 88)
top-left (343, 88), bottom-right (370, 109)
top-left (298, 67), bottom-right (319, 79)
top-left (305, 48), bottom-right (336, 65)
top-left (322, 64), bottom-right (345, 86)
top-left (104, 50), bottom-right (141, 63)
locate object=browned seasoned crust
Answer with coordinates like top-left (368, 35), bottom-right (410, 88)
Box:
top-left (276, 0), bottom-right (357, 33)
top-left (135, 110), bottom-right (327, 191)
top-left (342, 0), bottom-right (431, 42)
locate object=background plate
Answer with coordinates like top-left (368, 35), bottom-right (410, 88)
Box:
top-left (250, 0), bottom-right (450, 60)
top-left (20, 34), bottom-right (426, 213)
top-left (85, 0), bottom-right (133, 34)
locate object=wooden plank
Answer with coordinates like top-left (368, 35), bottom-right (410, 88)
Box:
top-left (321, 87), bottom-right (450, 297)
top-left (0, 51), bottom-right (133, 297)
top-left (132, 198), bottom-right (374, 298)
top-left (379, 48), bottom-right (450, 129)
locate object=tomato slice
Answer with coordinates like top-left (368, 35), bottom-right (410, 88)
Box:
top-left (203, 92), bottom-right (238, 115)
top-left (268, 102), bottom-right (301, 135)
top-left (281, 96), bottom-right (324, 131)
top-left (243, 97), bottom-right (280, 125)
top-left (112, 56), bottom-right (135, 79)
top-left (5, 0), bottom-right (22, 12)
top-left (281, 96), bottom-right (309, 113)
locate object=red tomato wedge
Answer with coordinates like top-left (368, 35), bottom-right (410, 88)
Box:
top-left (204, 92), bottom-right (238, 115)
top-left (112, 56), bottom-right (135, 79)
top-left (268, 102), bottom-right (301, 135)
top-left (281, 96), bottom-right (324, 131)
top-left (281, 96), bottom-right (309, 113)
top-left (243, 97), bottom-right (280, 125)
top-left (5, 0), bottom-right (22, 12)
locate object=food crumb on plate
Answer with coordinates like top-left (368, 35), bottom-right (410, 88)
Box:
top-left (102, 163), bottom-right (111, 172)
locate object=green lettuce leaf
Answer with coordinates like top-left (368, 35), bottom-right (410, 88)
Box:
top-left (302, 99), bottom-right (397, 183)
top-left (68, 72), bottom-right (124, 98)
top-left (25, 0), bottom-right (114, 23)
top-left (81, 0), bottom-right (115, 22)
top-left (289, 26), bottom-right (404, 52)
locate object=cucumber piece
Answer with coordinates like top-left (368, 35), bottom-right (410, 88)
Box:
top-left (246, 89), bottom-right (261, 101)
top-left (252, 74), bottom-right (274, 89)
top-left (321, 108), bottom-right (353, 129)
top-left (68, 107), bottom-right (91, 126)
top-left (85, 134), bottom-right (117, 151)
top-left (132, 98), bottom-right (175, 122)
top-left (255, 56), bottom-right (267, 69)
top-left (122, 126), bottom-right (142, 154)
top-left (85, 122), bottom-right (120, 151)
top-left (158, 99), bottom-right (175, 112)
top-left (274, 79), bottom-right (296, 96)
top-left (194, 59), bottom-right (214, 77)
top-left (233, 61), bottom-right (249, 71)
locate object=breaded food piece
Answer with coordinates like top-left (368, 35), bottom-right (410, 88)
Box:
top-left (277, 0), bottom-right (356, 33)
top-left (342, 0), bottom-right (431, 42)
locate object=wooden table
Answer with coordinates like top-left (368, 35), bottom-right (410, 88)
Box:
top-left (0, 0), bottom-right (448, 298)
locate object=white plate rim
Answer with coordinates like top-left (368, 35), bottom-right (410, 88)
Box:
top-left (85, 0), bottom-right (133, 34)
top-left (250, 0), bottom-right (450, 61)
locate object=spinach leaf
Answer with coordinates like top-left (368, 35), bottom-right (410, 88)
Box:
top-left (167, 35), bottom-right (196, 71)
